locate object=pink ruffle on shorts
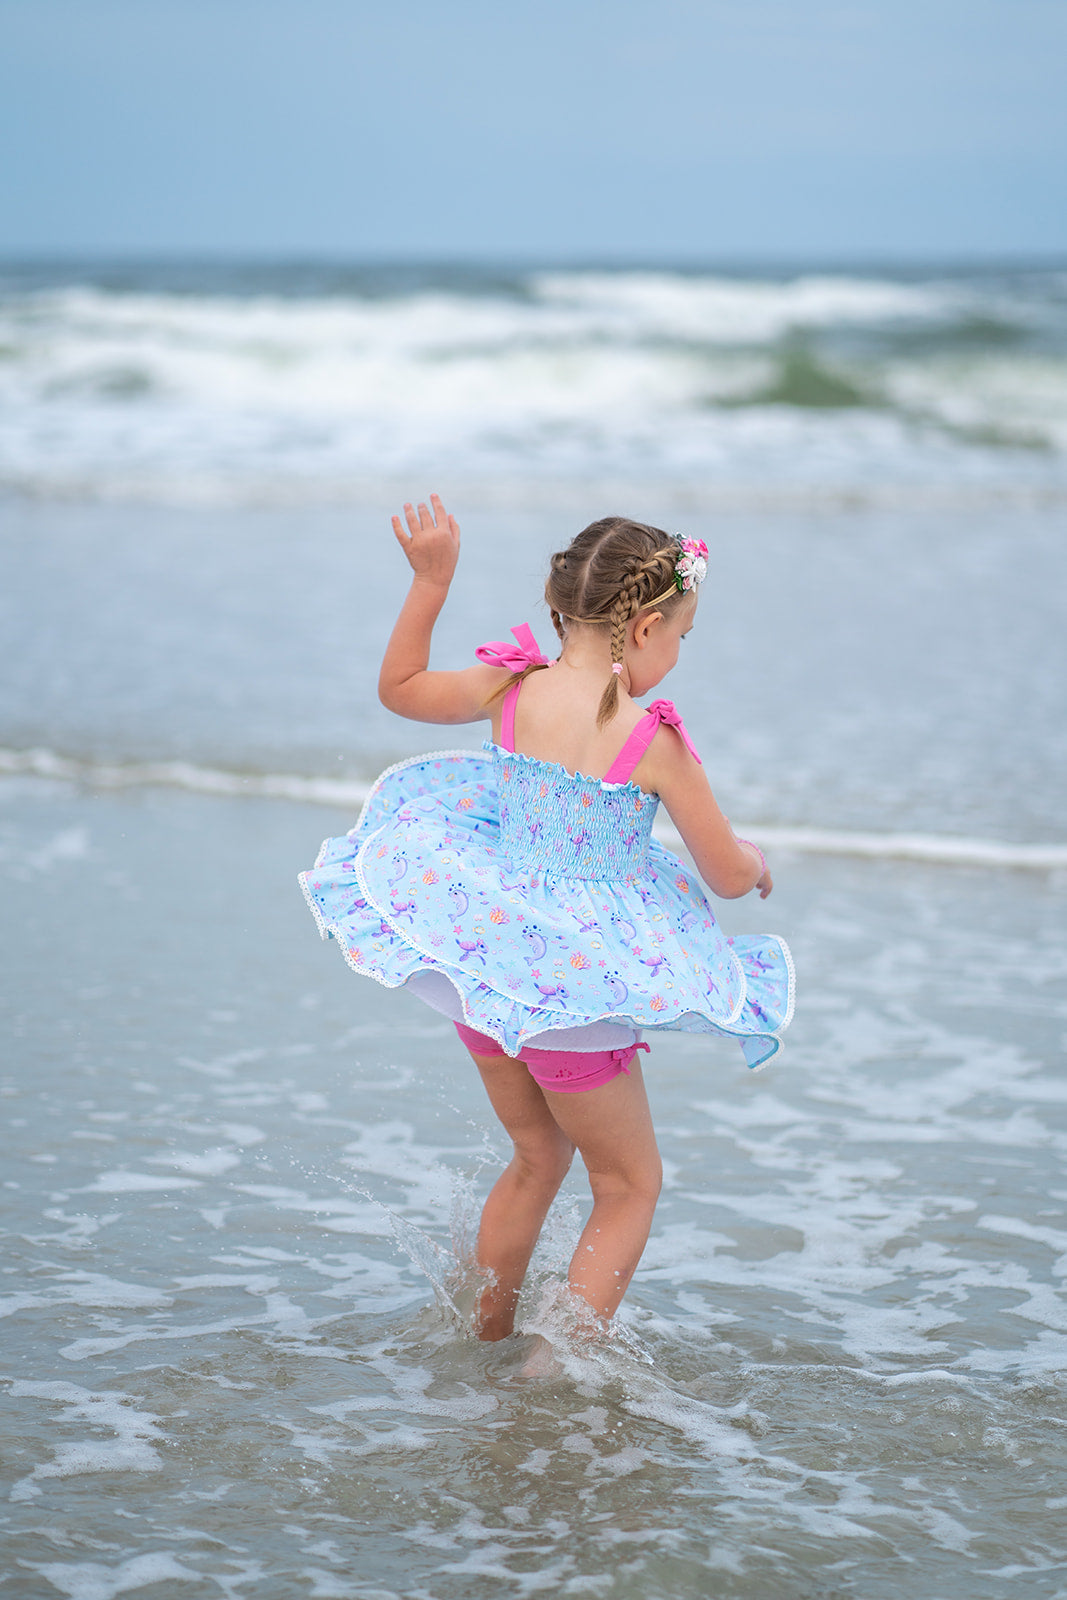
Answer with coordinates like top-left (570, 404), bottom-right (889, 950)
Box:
top-left (454, 1021), bottom-right (649, 1093)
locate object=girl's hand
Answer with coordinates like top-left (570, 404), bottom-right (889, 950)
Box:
top-left (391, 495), bottom-right (460, 590)
top-left (755, 867), bottom-right (773, 900)
top-left (380, 494), bottom-right (503, 725)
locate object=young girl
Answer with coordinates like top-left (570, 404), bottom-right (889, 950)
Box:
top-left (300, 495), bottom-right (793, 1342)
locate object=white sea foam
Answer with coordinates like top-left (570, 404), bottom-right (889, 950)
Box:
top-left (3, 746), bottom-right (1063, 870)
top-left (733, 823), bottom-right (1067, 871)
top-left (147, 1148), bottom-right (244, 1177)
top-left (24, 1553), bottom-right (199, 1600)
top-left (8, 1382), bottom-right (166, 1501)
top-left (83, 1171), bottom-right (202, 1193)
top-left (44, 1273), bottom-right (171, 1311)
top-left (2, 267), bottom-right (1065, 503)
top-left (0, 745), bottom-right (369, 805)
top-left (532, 269), bottom-right (955, 342)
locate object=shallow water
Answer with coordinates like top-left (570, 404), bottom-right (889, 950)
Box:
top-left (3, 780), bottom-right (1065, 1597)
top-left (3, 257), bottom-right (1067, 1594)
top-left (3, 495), bottom-right (1066, 846)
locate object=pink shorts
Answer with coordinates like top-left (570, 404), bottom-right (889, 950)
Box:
top-left (454, 1021), bottom-right (649, 1094)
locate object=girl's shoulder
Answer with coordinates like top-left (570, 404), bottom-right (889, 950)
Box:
top-left (622, 700), bottom-right (704, 793)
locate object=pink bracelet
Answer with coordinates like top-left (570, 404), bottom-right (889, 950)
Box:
top-left (736, 838), bottom-right (767, 876)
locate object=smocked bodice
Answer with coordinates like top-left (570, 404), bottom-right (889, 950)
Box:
top-left (494, 745), bottom-right (659, 881)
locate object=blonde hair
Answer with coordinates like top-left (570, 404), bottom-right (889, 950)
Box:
top-left (543, 516), bottom-right (687, 727)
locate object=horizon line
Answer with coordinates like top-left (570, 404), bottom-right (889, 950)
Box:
top-left (2, 248), bottom-right (1066, 274)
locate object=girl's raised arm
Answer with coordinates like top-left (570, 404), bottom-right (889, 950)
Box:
top-left (640, 726), bottom-right (772, 900)
top-left (378, 496), bottom-right (508, 724)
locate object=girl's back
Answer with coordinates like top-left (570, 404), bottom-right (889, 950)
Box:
top-left (489, 666), bottom-right (655, 786)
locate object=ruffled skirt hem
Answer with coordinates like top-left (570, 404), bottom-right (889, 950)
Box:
top-left (298, 858), bottom-right (794, 1071)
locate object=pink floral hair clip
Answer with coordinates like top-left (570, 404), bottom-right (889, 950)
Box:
top-left (673, 535), bottom-right (709, 594)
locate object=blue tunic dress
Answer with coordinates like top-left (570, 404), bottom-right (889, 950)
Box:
top-left (299, 649), bottom-right (795, 1071)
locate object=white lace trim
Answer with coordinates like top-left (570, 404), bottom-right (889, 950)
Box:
top-left (712, 935), bottom-right (796, 1071)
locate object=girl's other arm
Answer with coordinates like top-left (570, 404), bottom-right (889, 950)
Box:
top-left (643, 728), bottom-right (772, 899)
top-left (379, 496), bottom-right (507, 724)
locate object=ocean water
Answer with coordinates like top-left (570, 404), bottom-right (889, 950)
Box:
top-left (2, 259), bottom-right (1067, 504)
top-left (2, 260), bottom-right (1066, 1598)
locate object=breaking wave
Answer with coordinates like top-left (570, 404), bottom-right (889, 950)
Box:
top-left (2, 260), bottom-right (1066, 504)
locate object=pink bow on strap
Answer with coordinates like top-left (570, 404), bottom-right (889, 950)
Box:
top-left (475, 623), bottom-right (554, 673)
top-left (645, 699), bottom-right (703, 765)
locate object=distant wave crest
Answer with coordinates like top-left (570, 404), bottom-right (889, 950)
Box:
top-left (1, 264), bottom-right (1066, 505)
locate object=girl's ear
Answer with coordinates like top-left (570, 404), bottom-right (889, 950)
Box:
top-left (631, 611), bottom-right (663, 651)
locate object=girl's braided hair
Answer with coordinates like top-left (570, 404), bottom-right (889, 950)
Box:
top-left (545, 516), bottom-right (685, 728)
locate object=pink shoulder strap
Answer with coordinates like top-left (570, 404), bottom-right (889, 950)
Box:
top-left (602, 699), bottom-right (702, 785)
top-left (476, 623), bottom-right (554, 754)
top-left (499, 679), bottom-right (522, 752)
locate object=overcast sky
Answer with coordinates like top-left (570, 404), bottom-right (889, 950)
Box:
top-left (2, 0), bottom-right (1064, 261)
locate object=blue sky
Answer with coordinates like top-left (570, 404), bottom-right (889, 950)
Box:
top-left (2, 0), bottom-right (1064, 260)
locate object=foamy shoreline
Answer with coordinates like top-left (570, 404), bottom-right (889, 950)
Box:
top-left (4, 745), bottom-right (1064, 872)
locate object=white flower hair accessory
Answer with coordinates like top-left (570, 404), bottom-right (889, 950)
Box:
top-left (673, 535), bottom-right (708, 593)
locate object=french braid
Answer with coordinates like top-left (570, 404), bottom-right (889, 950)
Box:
top-left (597, 546), bottom-right (679, 727)
top-left (541, 514), bottom-right (693, 725)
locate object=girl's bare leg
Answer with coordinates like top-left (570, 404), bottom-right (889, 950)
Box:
top-left (467, 1050), bottom-right (575, 1341)
top-left (542, 1063), bottom-right (662, 1326)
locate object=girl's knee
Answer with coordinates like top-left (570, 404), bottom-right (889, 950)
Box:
top-left (515, 1130), bottom-right (574, 1190)
top-left (589, 1154), bottom-right (662, 1211)
top-left (633, 1161), bottom-right (663, 1211)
